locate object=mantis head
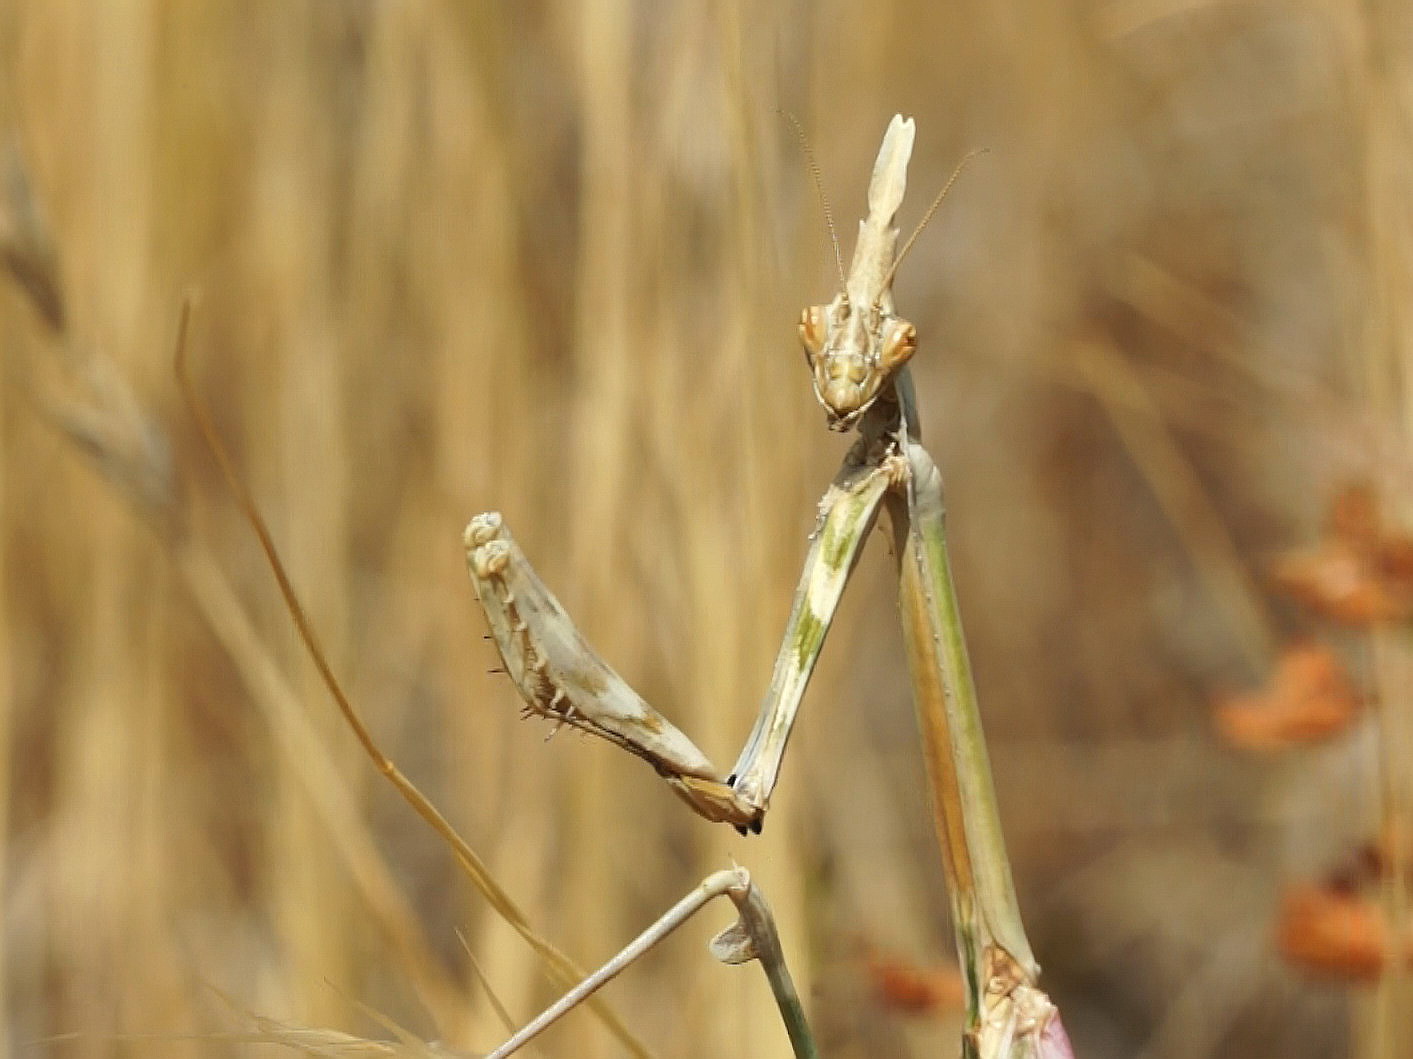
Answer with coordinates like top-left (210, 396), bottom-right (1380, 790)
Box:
top-left (788, 113), bottom-right (985, 433)
top-left (798, 293), bottom-right (916, 432)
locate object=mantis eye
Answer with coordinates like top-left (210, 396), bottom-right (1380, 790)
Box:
top-left (879, 318), bottom-right (917, 373)
top-left (798, 305), bottom-right (827, 362)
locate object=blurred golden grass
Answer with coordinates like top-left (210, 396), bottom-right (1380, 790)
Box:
top-left (1, 2), bottom-right (1410, 1057)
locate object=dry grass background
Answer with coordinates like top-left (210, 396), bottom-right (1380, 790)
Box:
top-left (1, 1), bottom-right (1410, 1057)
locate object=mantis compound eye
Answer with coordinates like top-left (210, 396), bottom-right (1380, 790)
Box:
top-left (879, 318), bottom-right (916, 375)
top-left (798, 305), bottom-right (828, 364)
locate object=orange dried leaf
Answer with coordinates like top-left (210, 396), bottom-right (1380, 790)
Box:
top-left (1276, 883), bottom-right (1394, 982)
top-left (1213, 643), bottom-right (1360, 751)
top-left (1271, 484), bottom-right (1413, 625)
top-left (864, 950), bottom-right (965, 1015)
top-left (1270, 545), bottom-right (1412, 624)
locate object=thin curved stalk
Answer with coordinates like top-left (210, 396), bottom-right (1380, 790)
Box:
top-left (488, 868), bottom-right (818, 1059)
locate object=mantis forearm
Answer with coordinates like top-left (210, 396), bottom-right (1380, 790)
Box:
top-left (727, 449), bottom-right (896, 826)
top-left (461, 446), bottom-right (893, 833)
top-left (465, 512), bottom-right (757, 826)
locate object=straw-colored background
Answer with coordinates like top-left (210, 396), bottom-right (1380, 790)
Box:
top-left (2, 2), bottom-right (1409, 1057)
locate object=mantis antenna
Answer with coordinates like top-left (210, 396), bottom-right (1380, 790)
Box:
top-left (779, 110), bottom-right (848, 303)
top-left (877, 145), bottom-right (990, 302)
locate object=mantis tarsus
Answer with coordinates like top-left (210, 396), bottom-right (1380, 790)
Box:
top-left (468, 115), bottom-right (1073, 1059)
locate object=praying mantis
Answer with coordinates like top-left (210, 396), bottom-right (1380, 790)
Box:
top-left (0, 89), bottom-right (1075, 1055)
top-left (467, 116), bottom-right (1073, 1059)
